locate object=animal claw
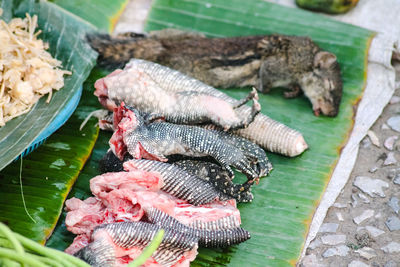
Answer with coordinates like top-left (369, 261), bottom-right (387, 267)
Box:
top-left (232, 87), bottom-right (259, 109)
top-left (235, 159), bottom-right (259, 181)
top-left (253, 98), bottom-right (261, 112)
top-left (246, 177), bottom-right (260, 185)
top-left (229, 95), bottom-right (261, 131)
top-left (224, 165), bottom-right (235, 179)
top-left (247, 180), bottom-right (254, 185)
top-left (251, 87), bottom-right (259, 101)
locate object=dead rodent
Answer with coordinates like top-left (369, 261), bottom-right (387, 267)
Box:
top-left (87, 29), bottom-right (342, 117)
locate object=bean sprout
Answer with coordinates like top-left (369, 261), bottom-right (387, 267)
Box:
top-left (0, 10), bottom-right (71, 126)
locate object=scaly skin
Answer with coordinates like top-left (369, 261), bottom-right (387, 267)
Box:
top-left (146, 207), bottom-right (251, 248)
top-left (98, 116), bottom-right (272, 178)
top-left (99, 151), bottom-right (254, 203)
top-left (92, 59), bottom-right (308, 157)
top-left (75, 210), bottom-right (249, 266)
top-left (206, 129), bottom-right (273, 178)
top-left (76, 221), bottom-right (198, 267)
top-left (119, 59), bottom-right (309, 157)
top-left (74, 236), bottom-right (115, 267)
top-left (123, 159), bottom-right (230, 205)
top-left (188, 215), bottom-right (241, 230)
top-left (97, 110), bottom-right (272, 179)
top-left (172, 159), bottom-right (254, 203)
top-left (94, 61), bottom-right (260, 131)
top-left (111, 104), bottom-right (260, 181)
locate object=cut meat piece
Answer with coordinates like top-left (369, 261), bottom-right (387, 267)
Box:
top-left (99, 150), bottom-right (255, 203)
top-left (75, 222), bottom-right (199, 267)
top-left (65, 185), bottom-right (239, 244)
top-left (65, 234), bottom-right (90, 255)
top-left (90, 171), bottom-right (163, 196)
top-left (174, 199), bottom-right (241, 226)
top-left (65, 171), bottom-right (174, 243)
top-left (123, 159), bottom-right (229, 205)
top-left (94, 69), bottom-right (123, 110)
top-left (145, 207), bottom-right (250, 247)
top-left (65, 169), bottom-right (246, 266)
top-left (100, 188), bottom-right (176, 221)
top-left (65, 197), bottom-right (110, 236)
top-left (94, 61), bottom-right (260, 131)
top-left (111, 104), bottom-right (261, 182)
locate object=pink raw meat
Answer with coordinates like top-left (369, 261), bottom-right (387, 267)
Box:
top-left (65, 171), bottom-right (174, 238)
top-left (94, 61), bottom-right (260, 131)
top-left (65, 234), bottom-right (90, 255)
top-left (94, 69), bottom-right (122, 110)
top-left (65, 170), bottom-right (241, 266)
top-left (65, 197), bottom-right (110, 236)
top-left (174, 199), bottom-right (240, 225)
top-left (90, 171), bottom-right (163, 196)
top-left (109, 103), bottom-right (167, 161)
top-left (100, 188), bottom-right (176, 221)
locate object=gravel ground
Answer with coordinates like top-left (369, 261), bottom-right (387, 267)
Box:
top-left (301, 63), bottom-right (400, 267)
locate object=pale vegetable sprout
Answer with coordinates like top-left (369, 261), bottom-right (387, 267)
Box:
top-left (0, 10), bottom-right (71, 126)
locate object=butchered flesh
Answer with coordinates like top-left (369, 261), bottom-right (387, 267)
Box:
top-left (95, 63), bottom-right (253, 130)
top-left (66, 170), bottom-right (241, 266)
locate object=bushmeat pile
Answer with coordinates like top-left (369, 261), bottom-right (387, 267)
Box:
top-left (66, 59), bottom-right (274, 266)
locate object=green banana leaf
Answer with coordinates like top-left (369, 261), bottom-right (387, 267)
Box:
top-left (0, 86), bottom-right (99, 244)
top-left (0, 0), bottom-right (13, 22)
top-left (50, 0), bottom-right (128, 32)
top-left (46, 68), bottom-right (112, 249)
top-left (48, 0), bottom-right (374, 266)
top-left (145, 0), bottom-right (373, 265)
top-left (0, 0), bottom-right (97, 172)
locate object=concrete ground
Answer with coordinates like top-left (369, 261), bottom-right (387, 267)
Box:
top-left (301, 63), bottom-right (400, 267)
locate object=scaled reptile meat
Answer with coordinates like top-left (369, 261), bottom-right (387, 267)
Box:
top-left (110, 103), bottom-right (262, 182)
top-left (65, 167), bottom-right (247, 266)
top-left (94, 64), bottom-right (260, 131)
top-left (94, 108), bottom-right (273, 179)
top-left (172, 159), bottom-right (254, 203)
top-left (75, 221), bottom-right (198, 267)
top-left (99, 151), bottom-right (256, 203)
top-left (146, 207), bottom-right (250, 248)
top-left (123, 159), bottom-right (230, 205)
top-left (96, 59), bottom-right (308, 157)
